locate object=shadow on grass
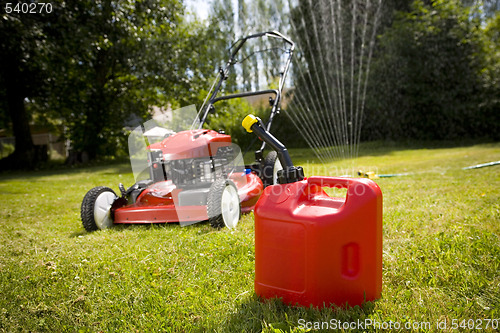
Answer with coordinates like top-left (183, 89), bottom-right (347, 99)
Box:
top-left (69, 230), bottom-right (87, 238)
top-left (355, 139), bottom-right (497, 157)
top-left (225, 293), bottom-right (377, 332)
top-left (290, 139), bottom-right (498, 164)
top-left (2, 140), bottom-right (496, 181)
top-left (0, 158), bottom-right (131, 181)
top-left (68, 221), bottom-right (206, 238)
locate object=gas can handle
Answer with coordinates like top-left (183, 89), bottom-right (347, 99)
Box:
top-left (307, 176), bottom-right (351, 189)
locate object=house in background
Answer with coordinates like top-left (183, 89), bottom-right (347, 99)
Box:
top-left (1, 105), bottom-right (175, 161)
top-left (0, 126), bottom-right (68, 159)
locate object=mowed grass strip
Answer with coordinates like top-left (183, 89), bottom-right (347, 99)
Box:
top-left (0, 142), bottom-right (499, 332)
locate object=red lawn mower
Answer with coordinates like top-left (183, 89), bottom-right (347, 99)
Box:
top-left (81, 31), bottom-right (295, 231)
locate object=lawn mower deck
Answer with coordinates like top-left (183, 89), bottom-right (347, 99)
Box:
top-left (113, 172), bottom-right (263, 225)
top-left (114, 128), bottom-right (263, 224)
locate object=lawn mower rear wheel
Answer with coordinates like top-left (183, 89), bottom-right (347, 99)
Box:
top-left (81, 186), bottom-right (118, 232)
top-left (263, 151), bottom-right (283, 187)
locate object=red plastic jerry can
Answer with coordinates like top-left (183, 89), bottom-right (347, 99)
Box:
top-left (254, 176), bottom-right (382, 308)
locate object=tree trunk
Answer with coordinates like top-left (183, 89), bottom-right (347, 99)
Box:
top-left (0, 56), bottom-right (39, 170)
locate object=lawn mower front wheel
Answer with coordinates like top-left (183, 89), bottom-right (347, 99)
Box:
top-left (81, 186), bottom-right (118, 232)
top-left (207, 179), bottom-right (241, 229)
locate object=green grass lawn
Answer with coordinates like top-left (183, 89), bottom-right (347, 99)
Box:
top-left (1, 142), bottom-right (499, 332)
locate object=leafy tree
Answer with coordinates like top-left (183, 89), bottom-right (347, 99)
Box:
top-left (364, 0), bottom-right (491, 140)
top-left (206, 0), bottom-right (291, 92)
top-left (0, 0), bottom-right (209, 166)
top-left (462, 0), bottom-right (500, 18)
top-left (48, 0), bottom-right (187, 161)
top-left (201, 0), bottom-right (297, 150)
top-left (0, 1), bottom-right (56, 169)
top-left (201, 0), bottom-right (236, 95)
top-left (478, 12), bottom-right (500, 139)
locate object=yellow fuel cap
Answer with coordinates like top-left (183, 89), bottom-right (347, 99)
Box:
top-left (242, 114), bottom-right (259, 133)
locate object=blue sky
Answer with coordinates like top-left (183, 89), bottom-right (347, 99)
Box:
top-left (185, 0), bottom-right (211, 20)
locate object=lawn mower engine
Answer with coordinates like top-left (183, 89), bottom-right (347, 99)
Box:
top-left (114, 129), bottom-right (263, 228)
top-left (147, 129), bottom-right (236, 187)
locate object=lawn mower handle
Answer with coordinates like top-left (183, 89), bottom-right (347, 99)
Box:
top-left (198, 31), bottom-right (295, 144)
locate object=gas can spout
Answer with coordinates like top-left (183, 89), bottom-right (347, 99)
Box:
top-left (242, 115), bottom-right (304, 184)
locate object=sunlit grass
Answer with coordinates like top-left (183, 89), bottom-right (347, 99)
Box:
top-left (0, 141), bottom-right (499, 332)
